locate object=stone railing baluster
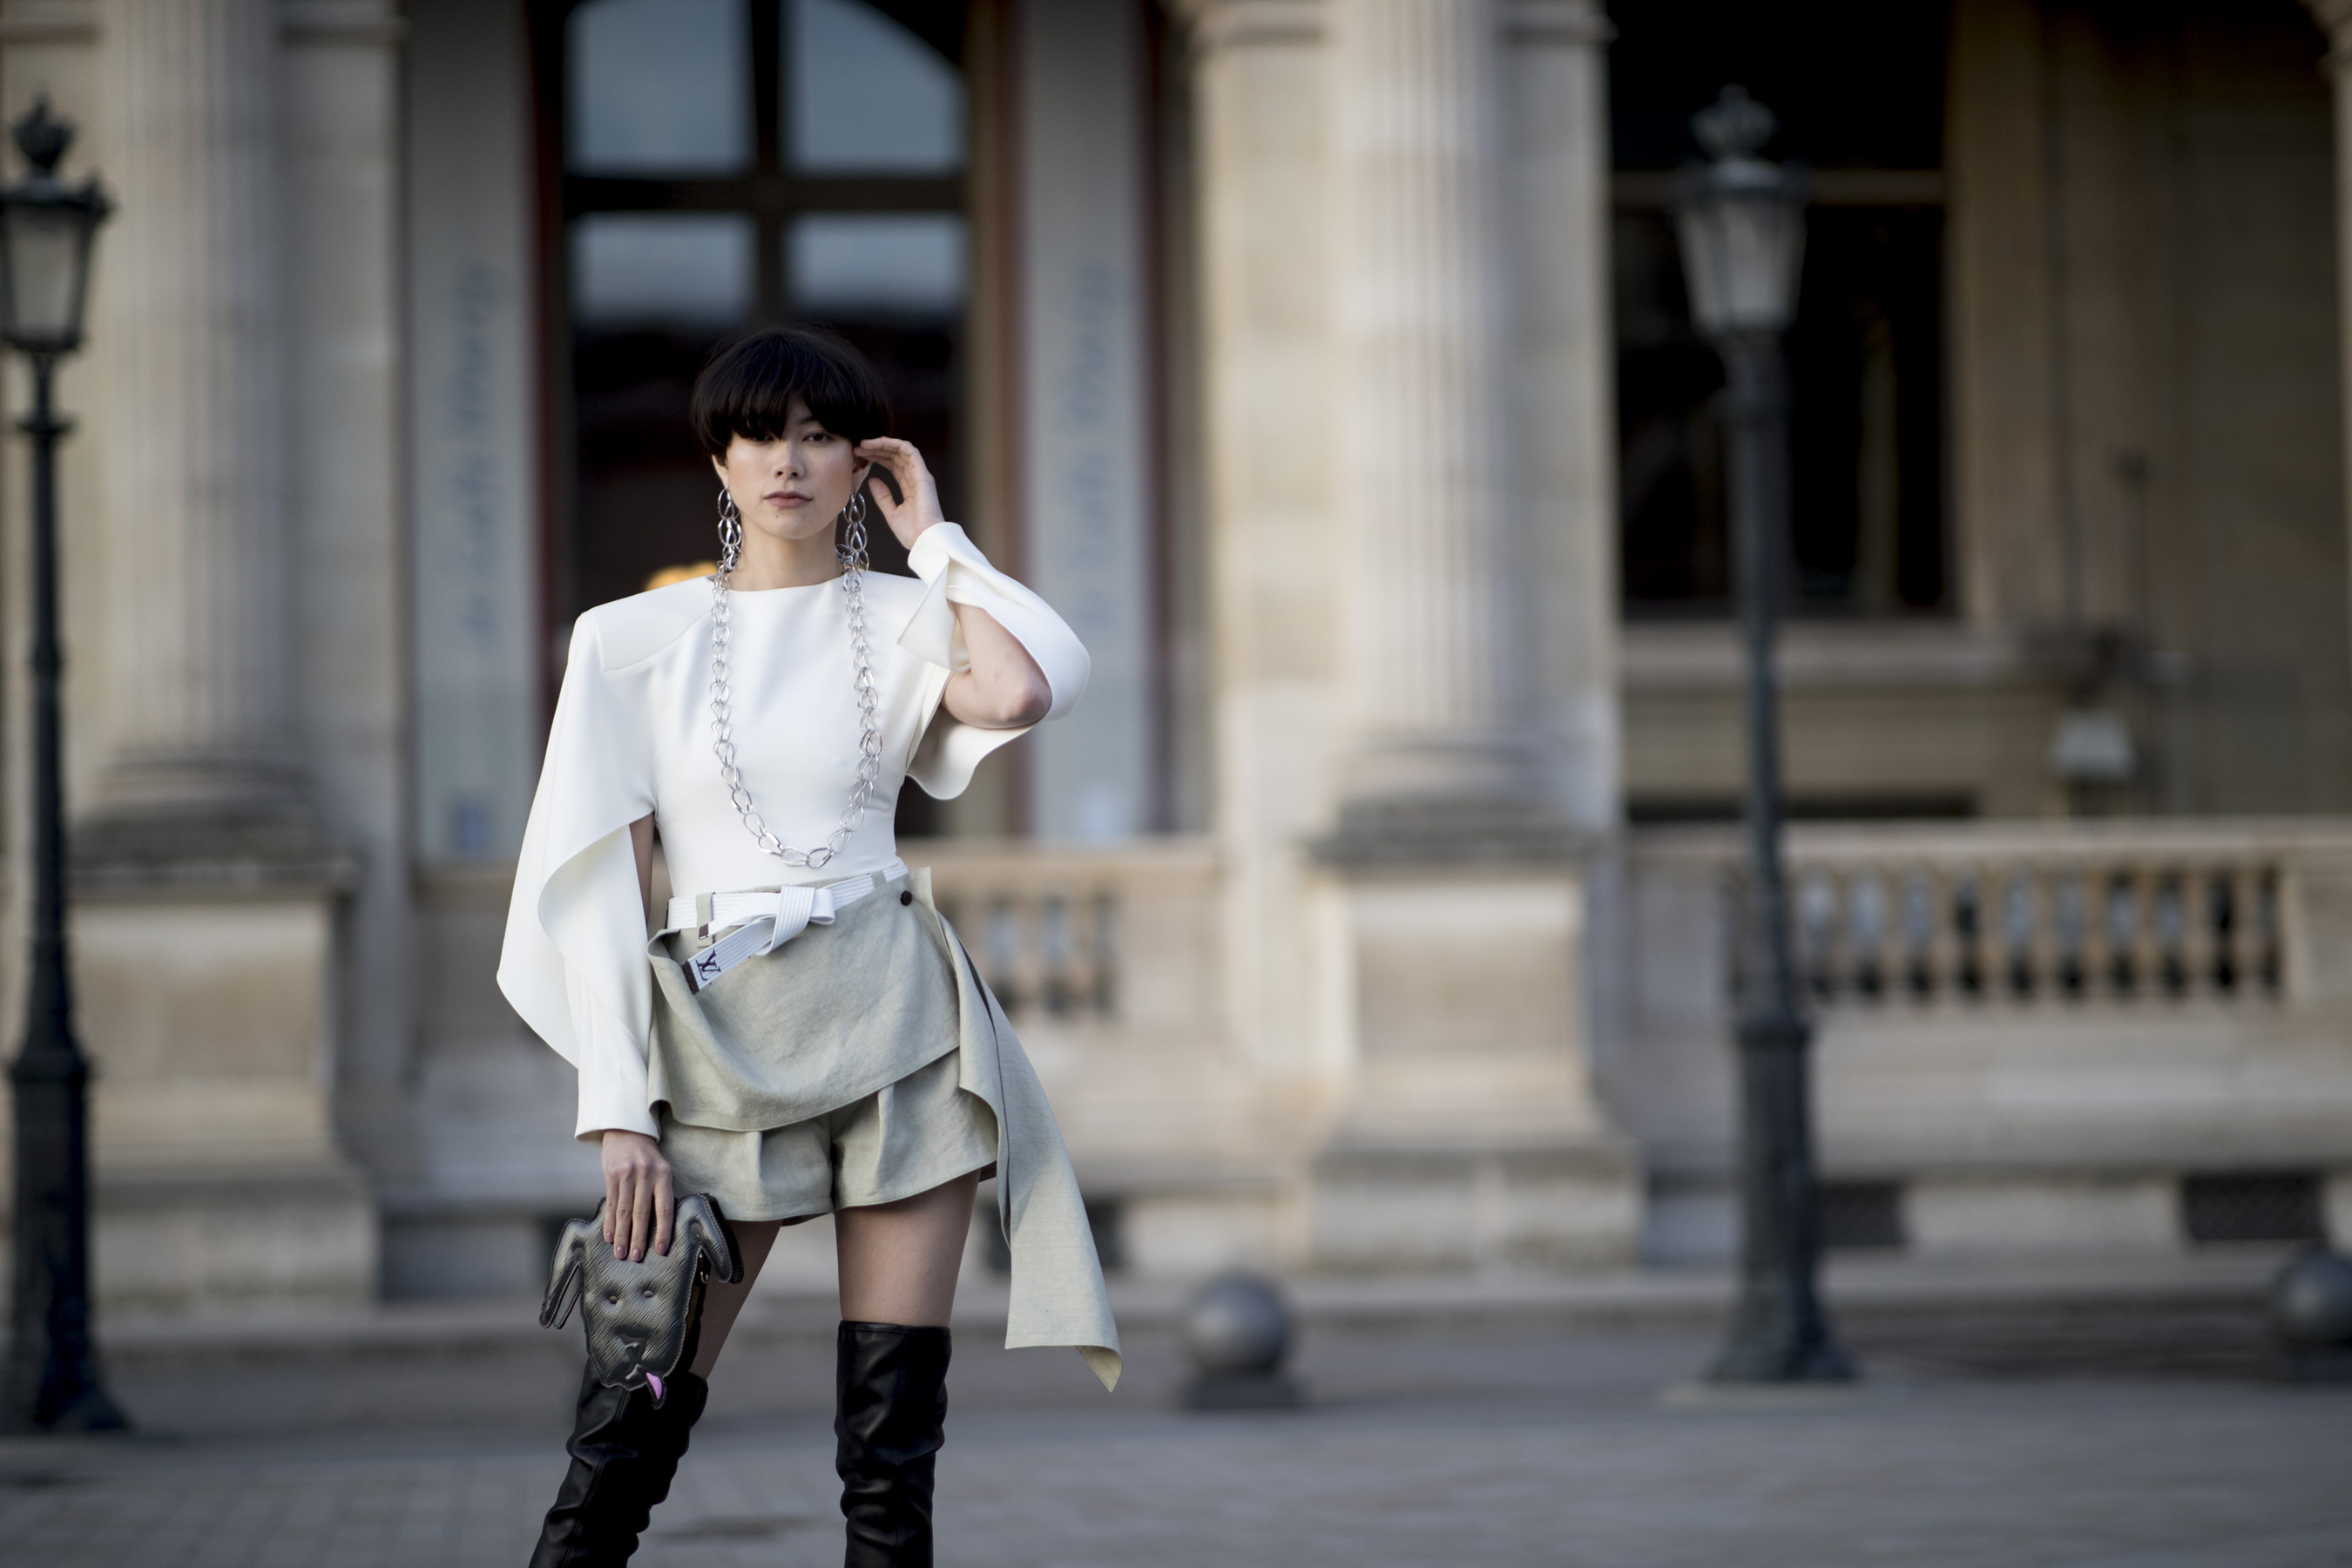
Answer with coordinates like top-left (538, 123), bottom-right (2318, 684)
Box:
top-left (985, 895), bottom-right (1031, 1017)
top-left (1833, 868), bottom-right (1861, 1002)
top-left (1793, 868), bottom-right (1827, 1002)
top-left (2130, 866), bottom-right (2164, 1000)
top-left (1957, 867), bottom-right (1990, 1000)
top-left (2078, 865), bottom-right (2113, 1003)
top-left (2024, 867), bottom-right (2060, 1001)
top-left (2225, 866), bottom-right (2261, 997)
top-left (1924, 866), bottom-right (1961, 1005)
top-left (2180, 865), bottom-right (2219, 998)
top-left (2240, 867), bottom-right (2278, 997)
top-left (1855, 869), bottom-right (1888, 1001)
top-left (1089, 890), bottom-right (1120, 1016)
top-left (1041, 892), bottom-right (1077, 1016)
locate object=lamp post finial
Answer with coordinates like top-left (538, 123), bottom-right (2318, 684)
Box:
top-left (11, 98), bottom-right (71, 180)
top-left (1693, 84), bottom-right (1774, 161)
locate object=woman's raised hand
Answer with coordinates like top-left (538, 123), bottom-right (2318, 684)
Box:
top-left (853, 436), bottom-right (944, 552)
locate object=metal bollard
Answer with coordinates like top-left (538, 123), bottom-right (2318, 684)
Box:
top-left (2269, 1247), bottom-right (2352, 1382)
top-left (1181, 1272), bottom-right (1303, 1409)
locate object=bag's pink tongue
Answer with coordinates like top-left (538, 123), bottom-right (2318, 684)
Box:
top-left (646, 1372), bottom-right (665, 1401)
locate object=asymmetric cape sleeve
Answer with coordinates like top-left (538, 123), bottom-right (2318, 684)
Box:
top-left (497, 522), bottom-right (1089, 1140)
top-left (901, 522), bottom-right (1090, 796)
top-left (499, 612), bottom-right (665, 1139)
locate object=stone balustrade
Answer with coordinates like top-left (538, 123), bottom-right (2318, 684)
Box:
top-left (1625, 818), bottom-right (2352, 1260)
top-left (929, 858), bottom-right (1119, 1023)
top-left (915, 816), bottom-right (2352, 1063)
top-left (386, 820), bottom-right (2352, 1283)
top-left (912, 837), bottom-right (1224, 1035)
top-left (1774, 827), bottom-right (2295, 1011)
top-left (1633, 818), bottom-right (2352, 1018)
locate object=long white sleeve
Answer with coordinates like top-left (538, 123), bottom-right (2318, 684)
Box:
top-left (571, 967), bottom-right (660, 1139)
top-left (899, 523), bottom-right (1092, 796)
top-left (497, 611), bottom-right (663, 1140)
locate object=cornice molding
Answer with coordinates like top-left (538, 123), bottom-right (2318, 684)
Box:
top-left (0, 2), bottom-right (408, 49)
top-left (1504, 0), bottom-right (1611, 44)
top-left (0, 0), bottom-right (96, 45)
top-left (1166, 0), bottom-right (1322, 54)
top-left (2308, 0), bottom-right (2352, 33)
top-left (2307, 0), bottom-right (2352, 78)
top-left (281, 0), bottom-right (404, 45)
top-left (1166, 0), bottom-right (1610, 61)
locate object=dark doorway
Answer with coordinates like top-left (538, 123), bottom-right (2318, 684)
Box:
top-left (1608, 1), bottom-right (1952, 618)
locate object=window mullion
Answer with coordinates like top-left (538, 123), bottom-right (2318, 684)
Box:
top-left (754, 0), bottom-right (785, 317)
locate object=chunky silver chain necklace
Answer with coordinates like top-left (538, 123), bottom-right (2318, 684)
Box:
top-left (707, 486), bottom-right (883, 870)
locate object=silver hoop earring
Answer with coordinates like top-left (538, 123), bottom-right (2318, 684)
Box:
top-left (715, 487), bottom-right (744, 577)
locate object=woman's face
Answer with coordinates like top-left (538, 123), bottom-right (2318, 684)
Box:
top-left (710, 395), bottom-right (868, 549)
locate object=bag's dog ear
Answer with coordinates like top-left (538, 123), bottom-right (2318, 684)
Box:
top-left (676, 1193), bottom-right (742, 1285)
top-left (539, 1214), bottom-right (600, 1328)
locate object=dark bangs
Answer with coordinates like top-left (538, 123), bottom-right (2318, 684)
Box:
top-left (690, 327), bottom-right (893, 456)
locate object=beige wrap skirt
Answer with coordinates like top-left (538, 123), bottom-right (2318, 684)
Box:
top-left (643, 866), bottom-right (1120, 1390)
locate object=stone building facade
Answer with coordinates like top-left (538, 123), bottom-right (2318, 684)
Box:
top-left (0, 0), bottom-right (2347, 1314)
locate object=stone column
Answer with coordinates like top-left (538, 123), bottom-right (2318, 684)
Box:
top-left (1305, 0), bottom-right (1638, 1268)
top-left (93, 0), bottom-right (303, 823)
top-left (1173, 0), bottom-right (1341, 1092)
top-left (1508, 0), bottom-right (1621, 835)
top-left (1171, 0), bottom-right (1636, 1273)
top-left (59, 0), bottom-right (375, 1315)
top-left (1332, 0), bottom-right (1535, 819)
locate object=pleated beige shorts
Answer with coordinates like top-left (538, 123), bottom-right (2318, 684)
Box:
top-left (658, 1048), bottom-right (999, 1225)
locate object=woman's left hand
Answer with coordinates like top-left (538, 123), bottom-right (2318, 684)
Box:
top-left (853, 437), bottom-right (945, 552)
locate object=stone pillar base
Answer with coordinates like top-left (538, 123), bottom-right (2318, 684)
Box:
top-left (94, 1165), bottom-right (375, 1315)
top-left (1904, 1173), bottom-right (2181, 1258)
top-left (1304, 828), bottom-right (1643, 1270)
top-left (64, 814), bottom-right (375, 1314)
top-left (1310, 1134), bottom-right (1639, 1270)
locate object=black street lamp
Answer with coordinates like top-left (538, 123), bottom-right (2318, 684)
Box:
top-left (1673, 86), bottom-right (1853, 1383)
top-left (0, 97), bottom-right (123, 1432)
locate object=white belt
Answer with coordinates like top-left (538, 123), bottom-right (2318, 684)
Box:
top-left (663, 861), bottom-right (909, 992)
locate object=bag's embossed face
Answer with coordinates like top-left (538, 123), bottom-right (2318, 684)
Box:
top-left (540, 1193), bottom-right (741, 1403)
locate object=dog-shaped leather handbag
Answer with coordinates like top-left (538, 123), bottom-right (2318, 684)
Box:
top-left (541, 1192), bottom-right (742, 1407)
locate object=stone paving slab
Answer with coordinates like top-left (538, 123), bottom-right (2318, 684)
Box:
top-left (4, 1323), bottom-right (2347, 1568)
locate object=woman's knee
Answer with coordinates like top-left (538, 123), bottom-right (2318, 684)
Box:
top-left (686, 1218), bottom-right (781, 1377)
top-left (835, 1172), bottom-right (983, 1325)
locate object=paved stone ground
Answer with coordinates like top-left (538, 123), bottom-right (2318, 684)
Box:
top-left (4, 1314), bottom-right (2348, 1568)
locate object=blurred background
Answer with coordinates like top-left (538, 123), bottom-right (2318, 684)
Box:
top-left (0, 0), bottom-right (2346, 1353)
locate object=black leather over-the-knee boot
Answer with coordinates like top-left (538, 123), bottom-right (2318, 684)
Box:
top-left (835, 1321), bottom-right (951, 1568)
top-left (530, 1363), bottom-right (711, 1567)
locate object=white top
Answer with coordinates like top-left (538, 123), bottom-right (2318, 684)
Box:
top-left (497, 524), bottom-right (1089, 1139)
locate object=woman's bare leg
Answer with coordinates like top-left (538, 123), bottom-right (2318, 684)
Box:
top-left (835, 1170), bottom-right (983, 1325)
top-left (687, 1219), bottom-right (781, 1377)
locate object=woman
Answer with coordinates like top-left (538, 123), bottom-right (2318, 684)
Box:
top-left (498, 327), bottom-right (1119, 1567)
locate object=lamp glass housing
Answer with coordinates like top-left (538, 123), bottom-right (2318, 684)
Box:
top-left (1673, 157), bottom-right (1808, 339)
top-left (0, 189), bottom-right (100, 355)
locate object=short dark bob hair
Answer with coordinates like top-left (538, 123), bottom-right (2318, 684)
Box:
top-left (690, 327), bottom-right (893, 458)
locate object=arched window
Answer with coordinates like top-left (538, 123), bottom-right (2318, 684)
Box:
top-left (546, 0), bottom-right (970, 614)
